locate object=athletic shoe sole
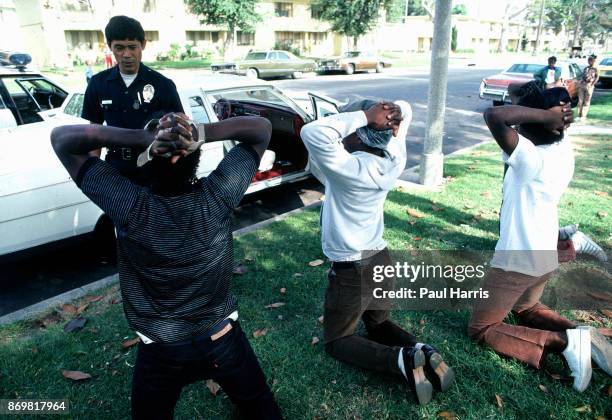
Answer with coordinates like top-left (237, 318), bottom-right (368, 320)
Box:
top-left (429, 352), bottom-right (456, 392)
top-left (411, 349), bottom-right (433, 405)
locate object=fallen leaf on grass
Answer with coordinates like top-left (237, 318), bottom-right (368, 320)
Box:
top-left (463, 204), bottom-right (474, 209)
top-left (587, 292), bottom-right (612, 302)
top-left (574, 405), bottom-right (591, 413)
top-left (76, 303), bottom-right (89, 315)
top-left (408, 221), bottom-right (416, 226)
top-left (406, 208), bottom-right (425, 218)
top-left (64, 317), bottom-right (87, 333)
top-left (84, 295), bottom-right (103, 303)
top-left (61, 369), bottom-right (91, 381)
top-left (121, 337), bottom-right (140, 349)
top-left (467, 166), bottom-right (476, 171)
top-left (431, 204), bottom-right (442, 212)
top-left (437, 411), bottom-right (457, 419)
top-left (293, 273), bottom-right (303, 277)
top-left (544, 370), bottom-right (572, 381)
top-left (233, 265), bottom-right (248, 275)
top-left (265, 302), bottom-right (285, 309)
top-left (311, 336), bottom-right (320, 346)
top-left (317, 315), bottom-right (324, 324)
top-left (594, 191), bottom-right (609, 197)
top-left (495, 394), bottom-right (503, 408)
top-left (111, 298), bottom-right (122, 305)
top-left (61, 304), bottom-right (77, 314)
top-left (600, 309), bottom-right (612, 318)
top-left (279, 288), bottom-right (286, 294)
top-left (277, 315), bottom-right (283, 320)
top-left (597, 211), bottom-right (608, 218)
top-left (309, 259), bottom-right (324, 267)
top-left (253, 329), bottom-right (267, 338)
top-left (538, 384), bottom-right (548, 393)
top-left (480, 191), bottom-right (491, 198)
top-left (206, 379), bottom-right (221, 396)
top-left (413, 237), bottom-right (422, 241)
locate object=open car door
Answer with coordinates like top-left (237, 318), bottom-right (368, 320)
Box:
top-left (308, 93), bottom-right (340, 120)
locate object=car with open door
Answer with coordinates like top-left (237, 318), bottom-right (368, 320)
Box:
top-left (1, 70), bottom-right (340, 257)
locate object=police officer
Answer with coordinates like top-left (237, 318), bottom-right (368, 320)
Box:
top-left (81, 15), bottom-right (184, 186)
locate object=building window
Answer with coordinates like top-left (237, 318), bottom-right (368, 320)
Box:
top-left (308, 32), bottom-right (327, 45)
top-left (275, 31), bottom-right (304, 44)
top-left (60, 0), bottom-right (91, 12)
top-left (237, 31), bottom-right (255, 46)
top-left (144, 31), bottom-right (159, 42)
top-left (143, 0), bottom-right (156, 13)
top-left (64, 30), bottom-right (105, 50)
top-left (311, 5), bottom-right (324, 19)
top-left (275, 2), bottom-right (293, 17)
top-left (186, 31), bottom-right (221, 45)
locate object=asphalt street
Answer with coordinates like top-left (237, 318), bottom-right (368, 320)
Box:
top-left (1, 67), bottom-right (502, 316)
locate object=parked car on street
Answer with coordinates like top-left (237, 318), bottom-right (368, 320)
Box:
top-left (317, 51), bottom-right (392, 75)
top-left (210, 50), bottom-right (316, 79)
top-left (597, 57), bottom-right (612, 87)
top-left (0, 68), bottom-right (339, 257)
top-left (479, 60), bottom-right (584, 105)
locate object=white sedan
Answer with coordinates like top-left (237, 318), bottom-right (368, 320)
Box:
top-left (0, 72), bottom-right (339, 257)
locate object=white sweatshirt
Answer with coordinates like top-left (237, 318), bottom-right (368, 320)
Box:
top-left (300, 101), bottom-right (412, 261)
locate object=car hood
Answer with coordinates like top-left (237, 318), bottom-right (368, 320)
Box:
top-left (484, 72), bottom-right (534, 87)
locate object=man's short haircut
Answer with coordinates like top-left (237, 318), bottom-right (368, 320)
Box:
top-left (548, 56), bottom-right (557, 63)
top-left (516, 82), bottom-right (571, 143)
top-left (340, 98), bottom-right (393, 150)
top-left (105, 15), bottom-right (145, 46)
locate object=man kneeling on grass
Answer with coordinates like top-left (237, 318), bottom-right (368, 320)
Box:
top-left (51, 114), bottom-right (283, 419)
top-left (300, 99), bottom-right (455, 405)
top-left (469, 87), bottom-right (612, 392)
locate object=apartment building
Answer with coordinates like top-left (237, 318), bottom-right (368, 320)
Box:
top-left (12, 0), bottom-right (336, 67)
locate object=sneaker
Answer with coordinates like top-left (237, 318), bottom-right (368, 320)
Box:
top-left (398, 347), bottom-right (433, 405)
top-left (571, 231), bottom-right (608, 262)
top-left (578, 326), bottom-right (612, 377)
top-left (562, 328), bottom-right (592, 392)
top-left (415, 343), bottom-right (455, 391)
top-left (559, 224), bottom-right (578, 241)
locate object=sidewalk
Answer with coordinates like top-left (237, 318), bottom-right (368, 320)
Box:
top-left (0, 123), bottom-right (609, 418)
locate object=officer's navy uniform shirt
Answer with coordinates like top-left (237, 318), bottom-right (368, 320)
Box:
top-left (81, 64), bottom-right (184, 184)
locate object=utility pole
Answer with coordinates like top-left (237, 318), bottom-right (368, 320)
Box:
top-left (419, 0), bottom-right (452, 186)
top-left (533, 0), bottom-right (545, 55)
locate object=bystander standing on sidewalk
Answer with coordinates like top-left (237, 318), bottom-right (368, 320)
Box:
top-left (577, 55), bottom-right (599, 121)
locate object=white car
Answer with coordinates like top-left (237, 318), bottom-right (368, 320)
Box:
top-left (0, 63), bottom-right (339, 257)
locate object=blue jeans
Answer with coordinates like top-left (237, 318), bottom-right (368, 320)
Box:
top-left (131, 321), bottom-right (282, 420)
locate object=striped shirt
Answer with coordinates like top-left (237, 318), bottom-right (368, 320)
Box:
top-left (77, 144), bottom-right (259, 343)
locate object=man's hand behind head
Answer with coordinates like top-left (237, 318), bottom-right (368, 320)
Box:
top-left (545, 102), bottom-right (573, 135)
top-left (364, 102), bottom-right (403, 134)
top-left (152, 112), bottom-right (195, 164)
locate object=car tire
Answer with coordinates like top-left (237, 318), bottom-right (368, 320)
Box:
top-left (246, 68), bottom-right (259, 79)
top-left (492, 100), bottom-right (505, 106)
top-left (291, 71), bottom-right (303, 79)
top-left (345, 64), bottom-right (355, 75)
top-left (375, 62), bottom-right (383, 73)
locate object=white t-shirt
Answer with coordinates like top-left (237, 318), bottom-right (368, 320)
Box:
top-left (300, 102), bottom-right (412, 262)
top-left (121, 72), bottom-right (137, 88)
top-left (545, 69), bottom-right (556, 84)
top-left (490, 134), bottom-right (574, 276)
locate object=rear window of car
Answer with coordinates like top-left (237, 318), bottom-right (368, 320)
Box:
top-left (506, 64), bottom-right (544, 74)
top-left (600, 58), bottom-right (612, 65)
top-left (245, 52), bottom-right (267, 60)
top-left (63, 93), bottom-right (84, 117)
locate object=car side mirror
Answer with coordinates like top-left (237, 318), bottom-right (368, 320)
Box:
top-left (0, 109), bottom-right (17, 129)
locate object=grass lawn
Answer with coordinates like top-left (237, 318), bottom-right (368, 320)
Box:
top-left (1, 136), bottom-right (610, 419)
top-left (143, 59), bottom-right (212, 70)
top-left (586, 91), bottom-right (612, 125)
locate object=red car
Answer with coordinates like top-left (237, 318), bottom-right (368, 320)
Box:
top-left (479, 61), bottom-right (584, 105)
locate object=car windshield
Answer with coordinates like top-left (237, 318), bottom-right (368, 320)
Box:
top-left (207, 87), bottom-right (294, 109)
top-left (342, 52), bottom-right (360, 58)
top-left (600, 58), bottom-right (612, 65)
top-left (245, 52), bottom-right (267, 60)
top-left (505, 63), bottom-right (545, 74)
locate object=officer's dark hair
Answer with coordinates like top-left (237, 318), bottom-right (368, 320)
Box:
top-left (517, 82), bottom-right (571, 144)
top-left (105, 15), bottom-right (145, 46)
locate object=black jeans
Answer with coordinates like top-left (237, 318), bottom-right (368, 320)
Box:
top-left (131, 321), bottom-right (282, 420)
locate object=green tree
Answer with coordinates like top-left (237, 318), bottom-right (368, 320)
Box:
top-left (451, 4), bottom-right (467, 15)
top-left (185, 0), bottom-right (261, 58)
top-left (311, 0), bottom-right (395, 47)
top-left (451, 26), bottom-right (458, 51)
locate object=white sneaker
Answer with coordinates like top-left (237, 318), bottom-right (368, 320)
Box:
top-left (571, 231), bottom-right (608, 262)
top-left (578, 325), bottom-right (612, 377)
top-left (562, 328), bottom-right (592, 392)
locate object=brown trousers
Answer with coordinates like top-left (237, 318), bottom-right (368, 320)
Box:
top-left (577, 83), bottom-right (595, 118)
top-left (323, 249), bottom-right (416, 376)
top-left (468, 268), bottom-right (575, 368)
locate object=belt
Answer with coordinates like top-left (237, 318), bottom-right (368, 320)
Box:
top-left (332, 249), bottom-right (388, 270)
top-left (158, 319), bottom-right (233, 347)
